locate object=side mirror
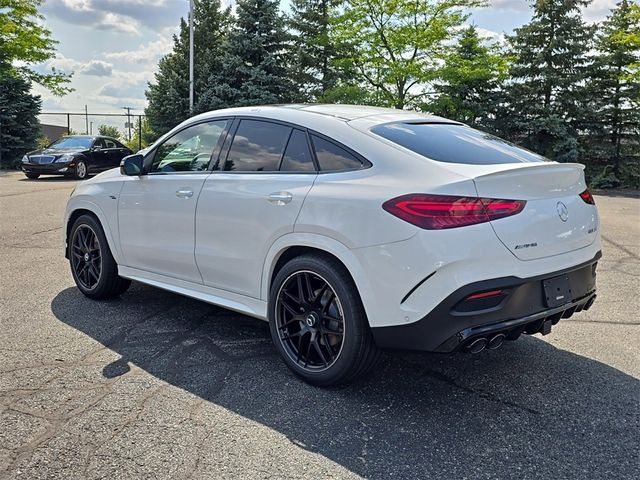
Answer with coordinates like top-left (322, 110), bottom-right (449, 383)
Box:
top-left (121, 154), bottom-right (145, 176)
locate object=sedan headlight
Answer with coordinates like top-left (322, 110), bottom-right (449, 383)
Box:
top-left (55, 154), bottom-right (73, 163)
top-left (22, 155), bottom-right (29, 163)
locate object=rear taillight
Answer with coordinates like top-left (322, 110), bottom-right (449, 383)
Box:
top-left (382, 194), bottom-right (526, 230)
top-left (579, 189), bottom-right (595, 205)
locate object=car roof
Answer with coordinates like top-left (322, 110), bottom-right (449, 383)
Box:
top-left (190, 104), bottom-right (450, 125)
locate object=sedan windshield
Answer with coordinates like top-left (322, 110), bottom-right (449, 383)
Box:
top-left (49, 137), bottom-right (93, 150)
top-left (371, 123), bottom-right (549, 165)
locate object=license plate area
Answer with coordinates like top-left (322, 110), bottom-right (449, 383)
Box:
top-left (543, 275), bottom-right (572, 308)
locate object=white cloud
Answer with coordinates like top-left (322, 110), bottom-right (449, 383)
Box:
top-left (80, 60), bottom-right (113, 76)
top-left (583, 0), bottom-right (617, 22)
top-left (105, 37), bottom-right (173, 64)
top-left (490, 0), bottom-right (531, 12)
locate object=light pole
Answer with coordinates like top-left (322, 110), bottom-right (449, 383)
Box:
top-left (189, 0), bottom-right (194, 114)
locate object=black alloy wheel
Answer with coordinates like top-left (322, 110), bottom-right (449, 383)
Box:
top-left (68, 214), bottom-right (131, 299)
top-left (70, 224), bottom-right (102, 290)
top-left (269, 254), bottom-right (379, 386)
top-left (275, 270), bottom-right (345, 372)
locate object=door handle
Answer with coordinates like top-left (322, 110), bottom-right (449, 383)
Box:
top-left (268, 192), bottom-right (293, 205)
top-left (176, 188), bottom-right (194, 198)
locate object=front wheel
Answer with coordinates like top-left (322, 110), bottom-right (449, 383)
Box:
top-left (69, 214), bottom-right (130, 299)
top-left (269, 254), bottom-right (379, 386)
top-left (24, 173), bottom-right (40, 180)
top-left (74, 160), bottom-right (88, 180)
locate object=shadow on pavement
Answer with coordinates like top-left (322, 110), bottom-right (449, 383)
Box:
top-left (51, 283), bottom-right (639, 479)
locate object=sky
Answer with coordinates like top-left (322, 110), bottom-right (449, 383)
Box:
top-left (34, 0), bottom-right (619, 132)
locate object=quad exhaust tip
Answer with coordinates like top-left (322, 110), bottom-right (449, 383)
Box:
top-left (487, 333), bottom-right (506, 350)
top-left (466, 334), bottom-right (505, 353)
top-left (467, 338), bottom-right (488, 354)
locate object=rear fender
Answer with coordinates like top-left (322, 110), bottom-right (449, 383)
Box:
top-left (261, 233), bottom-right (376, 325)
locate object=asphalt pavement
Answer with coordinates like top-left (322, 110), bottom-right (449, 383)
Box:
top-left (0, 171), bottom-right (638, 479)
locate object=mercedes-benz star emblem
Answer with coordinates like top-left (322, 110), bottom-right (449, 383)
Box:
top-left (556, 201), bottom-right (569, 222)
top-left (305, 313), bottom-right (316, 327)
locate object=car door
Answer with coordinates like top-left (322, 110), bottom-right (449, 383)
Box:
top-left (195, 118), bottom-right (317, 298)
top-left (102, 138), bottom-right (122, 169)
top-left (89, 138), bottom-right (109, 171)
top-left (118, 119), bottom-right (231, 283)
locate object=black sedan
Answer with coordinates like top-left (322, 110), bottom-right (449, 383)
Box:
top-left (22, 135), bottom-right (133, 180)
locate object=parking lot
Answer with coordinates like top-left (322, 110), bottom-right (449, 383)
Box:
top-left (0, 170), bottom-right (638, 479)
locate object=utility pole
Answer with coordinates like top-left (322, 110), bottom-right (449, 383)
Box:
top-left (123, 107), bottom-right (132, 141)
top-left (90, 121), bottom-right (93, 135)
top-left (189, 0), bottom-right (194, 114)
top-left (84, 105), bottom-right (89, 134)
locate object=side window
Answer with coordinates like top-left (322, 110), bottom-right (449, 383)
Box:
top-left (310, 135), bottom-right (364, 171)
top-left (103, 139), bottom-right (117, 149)
top-left (225, 120), bottom-right (291, 172)
top-left (150, 120), bottom-right (229, 173)
top-left (93, 138), bottom-right (105, 149)
top-left (280, 129), bottom-right (315, 172)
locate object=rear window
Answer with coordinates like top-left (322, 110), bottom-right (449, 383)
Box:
top-left (371, 123), bottom-right (549, 165)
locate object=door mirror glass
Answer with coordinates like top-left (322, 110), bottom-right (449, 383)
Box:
top-left (121, 154), bottom-right (144, 176)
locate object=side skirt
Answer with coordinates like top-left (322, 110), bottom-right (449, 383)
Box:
top-left (117, 265), bottom-right (268, 321)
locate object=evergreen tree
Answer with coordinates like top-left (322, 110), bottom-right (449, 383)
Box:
top-left (145, 0), bottom-right (231, 135)
top-left (200, 0), bottom-right (294, 108)
top-left (588, 0), bottom-right (640, 183)
top-left (0, 64), bottom-right (41, 168)
top-left (429, 26), bottom-right (509, 128)
top-left (288, 0), bottom-right (342, 102)
top-left (499, 0), bottom-right (594, 162)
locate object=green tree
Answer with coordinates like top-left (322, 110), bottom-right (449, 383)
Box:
top-left (288, 0), bottom-right (342, 101)
top-left (331, 0), bottom-right (485, 109)
top-left (588, 0), bottom-right (640, 183)
top-left (499, 0), bottom-right (594, 163)
top-left (200, 0), bottom-right (294, 108)
top-left (145, 0), bottom-right (232, 135)
top-left (0, 73), bottom-right (41, 168)
top-left (124, 117), bottom-right (157, 152)
top-left (0, 0), bottom-right (71, 94)
top-left (428, 25), bottom-right (509, 128)
top-left (97, 124), bottom-right (122, 140)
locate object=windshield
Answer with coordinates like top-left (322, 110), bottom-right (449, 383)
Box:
top-left (371, 123), bottom-right (549, 165)
top-left (48, 137), bottom-right (94, 150)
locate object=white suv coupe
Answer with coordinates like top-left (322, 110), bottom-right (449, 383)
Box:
top-left (64, 105), bottom-right (601, 386)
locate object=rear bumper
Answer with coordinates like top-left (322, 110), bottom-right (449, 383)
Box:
top-left (371, 251), bottom-right (600, 352)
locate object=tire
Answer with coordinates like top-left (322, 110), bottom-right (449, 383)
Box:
top-left (269, 253), bottom-right (379, 386)
top-left (74, 160), bottom-right (88, 180)
top-left (25, 173), bottom-right (40, 179)
top-left (68, 214), bottom-right (131, 299)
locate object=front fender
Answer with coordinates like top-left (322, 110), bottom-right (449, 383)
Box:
top-left (64, 196), bottom-right (123, 264)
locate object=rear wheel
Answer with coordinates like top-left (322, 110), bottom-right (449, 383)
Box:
top-left (69, 214), bottom-right (130, 299)
top-left (269, 254), bottom-right (379, 386)
top-left (24, 173), bottom-right (39, 180)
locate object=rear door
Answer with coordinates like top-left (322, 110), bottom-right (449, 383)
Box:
top-left (195, 119), bottom-right (317, 297)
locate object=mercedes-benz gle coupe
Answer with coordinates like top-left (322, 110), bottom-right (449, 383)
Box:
top-left (64, 105), bottom-right (601, 385)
